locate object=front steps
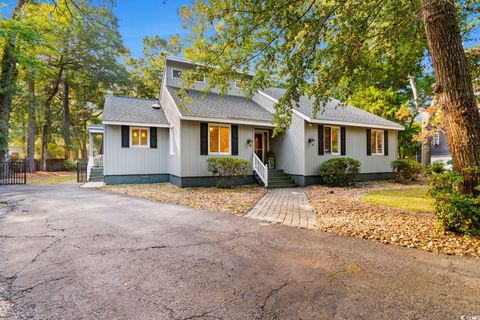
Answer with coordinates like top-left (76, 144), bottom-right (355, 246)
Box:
top-left (89, 166), bottom-right (104, 182)
top-left (254, 169), bottom-right (296, 188)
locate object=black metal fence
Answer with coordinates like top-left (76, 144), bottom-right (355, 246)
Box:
top-left (0, 161), bottom-right (27, 185)
top-left (77, 161), bottom-right (88, 183)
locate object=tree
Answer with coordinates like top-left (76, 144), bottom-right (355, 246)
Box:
top-left (181, 0), bottom-right (480, 194)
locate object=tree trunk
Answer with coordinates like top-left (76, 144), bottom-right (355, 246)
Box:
top-left (40, 66), bottom-right (63, 171)
top-left (421, 0), bottom-right (480, 194)
top-left (26, 76), bottom-right (36, 172)
top-left (408, 75), bottom-right (431, 165)
top-left (62, 74), bottom-right (71, 160)
top-left (0, 0), bottom-right (29, 161)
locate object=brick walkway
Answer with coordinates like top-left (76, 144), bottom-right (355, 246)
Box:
top-left (245, 188), bottom-right (316, 229)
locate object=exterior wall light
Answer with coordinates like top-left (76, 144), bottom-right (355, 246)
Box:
top-left (308, 138), bottom-right (315, 146)
top-left (247, 138), bottom-right (253, 146)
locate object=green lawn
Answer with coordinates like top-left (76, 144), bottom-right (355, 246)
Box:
top-left (360, 187), bottom-right (434, 213)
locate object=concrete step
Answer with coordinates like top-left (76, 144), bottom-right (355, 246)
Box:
top-left (268, 183), bottom-right (297, 188)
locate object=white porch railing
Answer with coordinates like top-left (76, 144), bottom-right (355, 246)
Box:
top-left (86, 157), bottom-right (93, 182)
top-left (93, 155), bottom-right (103, 167)
top-left (253, 153), bottom-right (268, 187)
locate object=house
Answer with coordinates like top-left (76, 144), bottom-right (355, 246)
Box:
top-left (87, 56), bottom-right (404, 187)
top-left (431, 130), bottom-right (452, 165)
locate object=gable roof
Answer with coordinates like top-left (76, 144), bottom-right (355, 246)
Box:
top-left (166, 86), bottom-right (273, 124)
top-left (261, 88), bottom-right (404, 130)
top-left (102, 95), bottom-right (169, 127)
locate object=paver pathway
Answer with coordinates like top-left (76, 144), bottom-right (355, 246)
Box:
top-left (245, 188), bottom-right (316, 229)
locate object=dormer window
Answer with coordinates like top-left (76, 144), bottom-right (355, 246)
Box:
top-left (172, 68), bottom-right (205, 83)
top-left (235, 79), bottom-right (249, 89)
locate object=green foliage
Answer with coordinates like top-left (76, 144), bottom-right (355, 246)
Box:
top-left (427, 162), bottom-right (446, 175)
top-left (391, 159), bottom-right (422, 183)
top-left (64, 159), bottom-right (76, 171)
top-left (319, 158), bottom-right (360, 187)
top-left (428, 170), bottom-right (480, 235)
top-left (207, 157), bottom-right (250, 188)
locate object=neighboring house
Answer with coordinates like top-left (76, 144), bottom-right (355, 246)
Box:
top-left (431, 130), bottom-right (452, 164)
top-left (88, 56), bottom-right (404, 187)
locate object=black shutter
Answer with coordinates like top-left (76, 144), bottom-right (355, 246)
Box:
top-left (200, 123), bottom-right (208, 155)
top-left (366, 129), bottom-right (371, 156)
top-left (231, 125), bottom-right (238, 155)
top-left (318, 125), bottom-right (324, 155)
top-left (384, 130), bottom-right (389, 156)
top-left (340, 127), bottom-right (346, 156)
top-left (150, 127), bottom-right (157, 148)
top-left (121, 125), bottom-right (129, 148)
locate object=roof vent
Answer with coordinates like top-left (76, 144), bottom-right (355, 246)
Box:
top-left (151, 103), bottom-right (161, 109)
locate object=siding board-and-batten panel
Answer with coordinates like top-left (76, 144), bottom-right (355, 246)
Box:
top-left (181, 120), bottom-right (255, 177)
top-left (104, 125), bottom-right (169, 175)
top-left (160, 83), bottom-right (182, 176)
top-left (304, 125), bottom-right (397, 176)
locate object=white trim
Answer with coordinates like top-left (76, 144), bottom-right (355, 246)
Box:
top-left (130, 127), bottom-right (150, 148)
top-left (208, 123), bottom-right (231, 155)
top-left (258, 90), bottom-right (404, 131)
top-left (102, 120), bottom-right (169, 128)
top-left (169, 126), bottom-right (176, 155)
top-left (164, 86), bottom-right (184, 119)
top-left (165, 56), bottom-right (255, 76)
top-left (182, 115), bottom-right (274, 127)
top-left (370, 129), bottom-right (384, 156)
top-left (254, 129), bottom-right (270, 162)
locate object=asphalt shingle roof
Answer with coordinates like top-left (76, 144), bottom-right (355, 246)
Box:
top-left (103, 95), bottom-right (168, 125)
top-left (167, 87), bottom-right (273, 123)
top-left (262, 87), bottom-right (404, 129)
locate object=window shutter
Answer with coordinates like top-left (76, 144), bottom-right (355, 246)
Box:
top-left (150, 127), bottom-right (157, 148)
top-left (231, 125), bottom-right (238, 155)
top-left (366, 129), bottom-right (371, 156)
top-left (384, 130), bottom-right (389, 156)
top-left (121, 126), bottom-right (129, 148)
top-left (200, 123), bottom-right (208, 155)
top-left (340, 127), bottom-right (346, 156)
top-left (318, 125), bottom-right (324, 155)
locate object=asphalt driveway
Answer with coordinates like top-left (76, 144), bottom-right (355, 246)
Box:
top-left (0, 184), bottom-right (479, 320)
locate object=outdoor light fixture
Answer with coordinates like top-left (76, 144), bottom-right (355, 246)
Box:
top-left (247, 138), bottom-right (253, 146)
top-left (308, 138), bottom-right (315, 145)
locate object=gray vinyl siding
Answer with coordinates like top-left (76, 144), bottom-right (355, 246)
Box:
top-left (160, 84), bottom-right (182, 176)
top-left (103, 125), bottom-right (169, 175)
top-left (252, 92), bottom-right (275, 113)
top-left (165, 61), bottom-right (246, 97)
top-left (271, 112), bottom-right (305, 175)
top-left (304, 125), bottom-right (398, 176)
top-left (180, 120), bottom-right (255, 177)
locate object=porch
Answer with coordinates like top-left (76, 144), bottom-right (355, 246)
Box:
top-left (86, 124), bottom-right (104, 182)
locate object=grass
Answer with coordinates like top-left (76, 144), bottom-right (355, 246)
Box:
top-left (360, 187), bottom-right (435, 213)
top-left (27, 171), bottom-right (77, 184)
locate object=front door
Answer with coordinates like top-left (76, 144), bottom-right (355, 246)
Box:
top-left (254, 130), bottom-right (269, 162)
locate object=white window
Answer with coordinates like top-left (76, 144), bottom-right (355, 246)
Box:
top-left (234, 79), bottom-right (248, 89)
top-left (324, 126), bottom-right (340, 155)
top-left (208, 124), bottom-right (230, 154)
top-left (432, 132), bottom-right (440, 146)
top-left (172, 68), bottom-right (205, 83)
top-left (371, 129), bottom-right (384, 155)
top-left (131, 127), bottom-right (149, 148)
top-left (169, 126), bottom-right (175, 155)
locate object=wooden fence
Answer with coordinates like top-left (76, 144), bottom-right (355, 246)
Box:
top-left (34, 159), bottom-right (65, 172)
top-left (0, 161), bottom-right (27, 185)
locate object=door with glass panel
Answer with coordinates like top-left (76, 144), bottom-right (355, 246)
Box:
top-left (254, 130), bottom-right (269, 162)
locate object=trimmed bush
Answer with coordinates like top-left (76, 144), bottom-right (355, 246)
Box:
top-left (319, 157), bottom-right (361, 186)
top-left (391, 159), bottom-right (422, 183)
top-left (428, 170), bottom-right (480, 235)
top-left (426, 161), bottom-right (445, 175)
top-left (207, 157), bottom-right (250, 188)
top-left (64, 159), bottom-right (76, 171)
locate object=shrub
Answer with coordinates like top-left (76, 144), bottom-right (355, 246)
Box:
top-left (391, 159), bottom-right (422, 183)
top-left (428, 170), bottom-right (480, 235)
top-left (319, 157), bottom-right (361, 186)
top-left (207, 157), bottom-right (250, 188)
top-left (424, 161), bottom-right (445, 176)
top-left (64, 159), bottom-right (76, 171)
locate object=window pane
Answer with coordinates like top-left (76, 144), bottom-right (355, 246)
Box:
top-left (209, 126), bottom-right (219, 153)
top-left (132, 128), bottom-right (139, 146)
top-left (332, 127), bottom-right (339, 154)
top-left (173, 69), bottom-right (182, 78)
top-left (371, 130), bottom-right (376, 154)
top-left (220, 126), bottom-right (230, 153)
top-left (140, 129), bottom-right (148, 146)
top-left (377, 131), bottom-right (383, 154)
top-left (324, 127), bottom-right (331, 153)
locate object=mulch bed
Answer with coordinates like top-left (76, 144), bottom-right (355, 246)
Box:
top-left (102, 183), bottom-right (267, 216)
top-left (307, 181), bottom-right (480, 259)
